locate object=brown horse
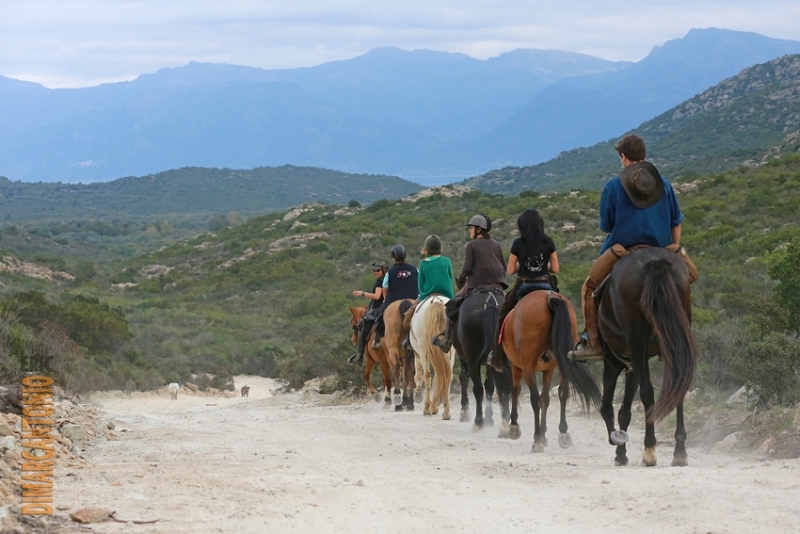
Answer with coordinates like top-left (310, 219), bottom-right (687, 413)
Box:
top-left (502, 291), bottom-right (601, 452)
top-left (382, 299), bottom-right (417, 411)
top-left (597, 247), bottom-right (696, 467)
top-left (349, 305), bottom-right (392, 404)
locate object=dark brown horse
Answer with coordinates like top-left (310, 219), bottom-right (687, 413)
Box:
top-left (502, 291), bottom-right (601, 452)
top-left (349, 305), bottom-right (392, 404)
top-left (597, 247), bottom-right (696, 467)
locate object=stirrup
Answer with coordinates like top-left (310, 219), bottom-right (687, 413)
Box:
top-left (372, 339), bottom-right (382, 349)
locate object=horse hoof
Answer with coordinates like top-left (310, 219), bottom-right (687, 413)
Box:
top-left (610, 430), bottom-right (629, 446)
top-left (498, 421), bottom-right (511, 439)
top-left (373, 393), bottom-right (382, 403)
top-left (405, 404), bottom-right (414, 411)
top-left (541, 437), bottom-right (548, 447)
top-left (459, 410), bottom-right (470, 423)
top-left (532, 442), bottom-right (545, 453)
top-left (485, 417), bottom-right (495, 427)
top-left (558, 433), bottom-right (572, 449)
top-left (615, 457), bottom-right (629, 467)
top-left (442, 412), bottom-right (451, 421)
top-left (509, 425), bottom-right (521, 440)
top-left (394, 405), bottom-right (403, 412)
top-left (671, 455), bottom-right (688, 467)
top-left (414, 391), bottom-right (424, 404)
top-left (392, 394), bottom-right (403, 406)
top-left (642, 448), bottom-right (657, 467)
top-left (472, 423), bottom-right (483, 432)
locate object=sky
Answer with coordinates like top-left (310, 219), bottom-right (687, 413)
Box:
top-left (2, 0), bottom-right (800, 88)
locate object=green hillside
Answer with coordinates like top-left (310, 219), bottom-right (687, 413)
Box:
top-left (2, 156), bottom-right (798, 400)
top-left (466, 54), bottom-right (800, 194)
top-left (0, 165), bottom-right (422, 222)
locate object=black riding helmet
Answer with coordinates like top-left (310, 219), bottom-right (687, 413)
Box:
top-left (371, 260), bottom-right (387, 271)
top-left (390, 245), bottom-right (406, 262)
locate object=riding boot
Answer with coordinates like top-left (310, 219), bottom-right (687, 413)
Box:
top-left (432, 316), bottom-right (454, 352)
top-left (348, 322), bottom-right (369, 365)
top-left (372, 332), bottom-right (382, 350)
top-left (569, 279), bottom-right (604, 361)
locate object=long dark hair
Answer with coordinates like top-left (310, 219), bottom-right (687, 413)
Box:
top-left (517, 209), bottom-right (546, 246)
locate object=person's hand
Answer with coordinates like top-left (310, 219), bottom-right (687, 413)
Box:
top-left (352, 290), bottom-right (365, 297)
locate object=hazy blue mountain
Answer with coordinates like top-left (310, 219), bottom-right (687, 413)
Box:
top-left (2, 28), bottom-right (800, 183)
top-left (447, 28), bottom-right (800, 172)
top-left (464, 53), bottom-right (800, 194)
top-left (0, 48), bottom-right (627, 183)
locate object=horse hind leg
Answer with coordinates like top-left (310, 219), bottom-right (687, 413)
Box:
top-left (471, 362), bottom-right (485, 431)
top-left (672, 402), bottom-right (688, 466)
top-left (527, 371), bottom-right (545, 453)
top-left (458, 358), bottom-right (470, 422)
top-left (556, 375), bottom-right (572, 449)
top-left (483, 373), bottom-right (495, 427)
top-left (638, 356), bottom-right (658, 467)
top-left (538, 368), bottom-right (554, 449)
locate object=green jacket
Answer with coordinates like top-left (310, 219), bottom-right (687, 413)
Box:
top-left (418, 255), bottom-right (455, 300)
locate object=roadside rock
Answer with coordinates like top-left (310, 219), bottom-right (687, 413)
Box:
top-left (726, 386), bottom-right (754, 407)
top-left (710, 433), bottom-right (739, 454)
top-left (70, 506), bottom-right (113, 524)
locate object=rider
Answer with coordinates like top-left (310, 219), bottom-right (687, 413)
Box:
top-left (348, 260), bottom-right (388, 364)
top-left (432, 214), bottom-right (507, 352)
top-left (401, 235), bottom-right (455, 348)
top-left (349, 245), bottom-right (418, 364)
top-left (569, 134), bottom-right (696, 361)
top-left (352, 260), bottom-right (388, 310)
top-left (488, 208), bottom-right (559, 371)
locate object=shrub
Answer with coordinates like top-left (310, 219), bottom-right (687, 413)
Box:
top-left (732, 333), bottom-right (800, 405)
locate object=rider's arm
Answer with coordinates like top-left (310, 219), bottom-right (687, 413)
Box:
top-left (507, 253), bottom-right (519, 275)
top-left (456, 243), bottom-right (473, 288)
top-left (548, 251), bottom-right (560, 274)
top-left (599, 183), bottom-right (615, 233)
top-left (671, 224), bottom-right (682, 246)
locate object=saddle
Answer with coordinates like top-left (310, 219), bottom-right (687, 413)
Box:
top-left (497, 290), bottom-right (559, 345)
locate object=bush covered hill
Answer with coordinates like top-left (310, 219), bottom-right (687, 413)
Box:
top-left (466, 53), bottom-right (800, 194)
top-left (0, 165), bottom-right (422, 222)
top-left (2, 157), bottom-right (798, 402)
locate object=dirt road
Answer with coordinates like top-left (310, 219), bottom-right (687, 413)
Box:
top-left (53, 376), bottom-right (799, 533)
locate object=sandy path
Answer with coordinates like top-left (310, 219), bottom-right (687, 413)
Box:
top-left (53, 376), bottom-right (800, 534)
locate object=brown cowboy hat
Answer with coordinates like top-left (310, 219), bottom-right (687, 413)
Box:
top-left (620, 161), bottom-right (664, 209)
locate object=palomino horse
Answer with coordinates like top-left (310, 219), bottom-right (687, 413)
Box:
top-left (349, 305), bottom-right (392, 404)
top-left (409, 295), bottom-right (456, 419)
top-left (597, 247), bottom-right (696, 467)
top-left (502, 291), bottom-right (601, 452)
top-left (457, 288), bottom-right (512, 436)
top-left (382, 299), bottom-right (417, 411)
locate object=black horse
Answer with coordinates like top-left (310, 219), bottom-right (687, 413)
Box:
top-left (456, 288), bottom-right (512, 436)
top-left (597, 247), bottom-right (696, 467)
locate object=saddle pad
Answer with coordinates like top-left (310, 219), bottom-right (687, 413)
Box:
top-left (497, 310), bottom-right (513, 345)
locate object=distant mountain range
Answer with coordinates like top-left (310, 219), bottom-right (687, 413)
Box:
top-left (464, 53), bottom-right (800, 194)
top-left (2, 28), bottom-right (800, 183)
top-left (0, 166), bottom-right (422, 222)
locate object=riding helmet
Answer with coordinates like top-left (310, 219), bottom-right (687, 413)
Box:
top-left (390, 245), bottom-right (407, 261)
top-left (371, 260), bottom-right (387, 271)
top-left (422, 235), bottom-right (442, 255)
top-left (466, 214), bottom-right (492, 232)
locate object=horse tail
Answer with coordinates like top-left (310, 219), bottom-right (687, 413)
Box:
top-left (640, 259), bottom-right (696, 423)
top-left (424, 299), bottom-right (452, 407)
top-left (549, 296), bottom-right (601, 410)
top-left (398, 299), bottom-right (413, 323)
top-left (480, 295), bottom-right (500, 364)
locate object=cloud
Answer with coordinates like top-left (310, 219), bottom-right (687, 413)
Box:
top-left (2, 0), bottom-right (800, 87)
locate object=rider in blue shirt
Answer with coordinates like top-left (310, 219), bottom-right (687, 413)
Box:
top-left (570, 134), bottom-right (689, 361)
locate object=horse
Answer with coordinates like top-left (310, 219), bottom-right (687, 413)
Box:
top-left (596, 247), bottom-right (696, 467)
top-left (409, 295), bottom-right (456, 419)
top-left (349, 305), bottom-right (392, 404)
top-left (382, 299), bottom-right (417, 411)
top-left (456, 288), bottom-right (512, 436)
top-left (502, 290), bottom-right (601, 452)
